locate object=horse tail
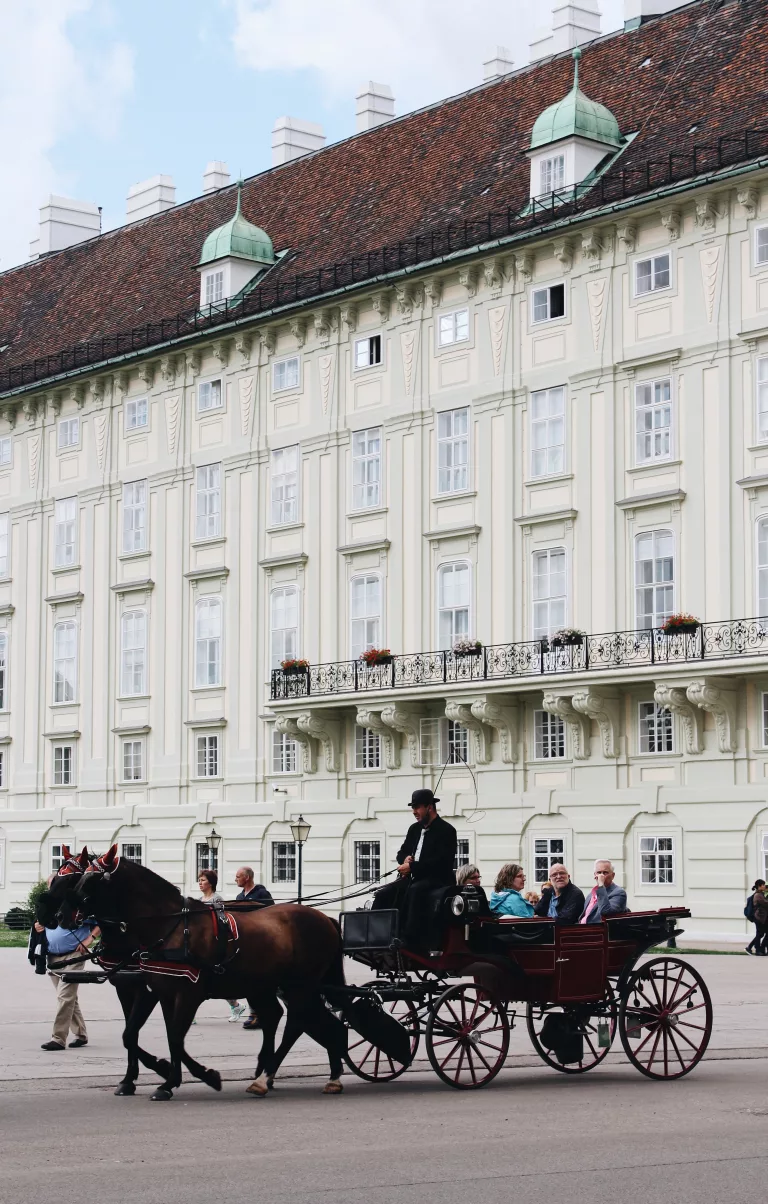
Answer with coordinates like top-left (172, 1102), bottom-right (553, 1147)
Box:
top-left (322, 917), bottom-right (345, 989)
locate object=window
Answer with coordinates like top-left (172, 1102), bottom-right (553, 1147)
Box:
top-left (455, 838), bottom-right (470, 870)
top-left (195, 597), bottom-right (222, 687)
top-left (271, 446), bottom-right (299, 526)
top-left (635, 530), bottom-right (674, 630)
top-left (123, 480), bottom-right (147, 553)
top-left (437, 407), bottom-right (469, 494)
top-left (273, 357), bottom-right (300, 392)
top-left (762, 833), bottom-right (768, 881)
top-left (756, 226), bottom-right (768, 266)
top-left (639, 702), bottom-right (673, 754)
top-left (120, 610), bottom-right (147, 696)
top-left (350, 574), bottom-right (381, 660)
top-left (53, 621), bottom-right (77, 703)
top-left (272, 729), bottom-right (298, 773)
top-left (531, 283), bottom-right (565, 324)
top-left (635, 378), bottom-right (672, 463)
top-left (272, 841), bottom-right (296, 883)
top-left (270, 586), bottom-right (298, 670)
top-left (437, 561), bottom-right (470, 650)
top-left (125, 398), bottom-right (148, 431)
top-left (196, 842), bottom-right (217, 875)
top-left (447, 719), bottom-right (469, 764)
top-left (532, 548), bottom-right (566, 640)
top-left (763, 693), bottom-right (768, 747)
top-left (121, 843), bottom-right (143, 864)
top-left (0, 748), bottom-right (5, 789)
top-left (419, 717), bottom-right (441, 766)
top-left (195, 463), bottom-right (221, 539)
top-left (530, 387), bottom-right (565, 478)
top-left (53, 744), bottom-right (74, 786)
top-left (354, 334), bottom-right (382, 369)
top-left (534, 711), bottom-right (565, 759)
top-left (122, 739), bottom-right (144, 782)
top-left (204, 270), bottom-right (224, 306)
top-left (757, 358), bottom-right (768, 443)
top-left (539, 154), bottom-right (565, 195)
top-left (0, 513), bottom-right (9, 577)
top-left (0, 632), bottom-right (7, 710)
top-left (352, 427), bottom-right (381, 509)
top-left (635, 252), bottom-right (671, 295)
top-left (355, 726), bottom-right (381, 769)
top-left (418, 718), bottom-right (470, 766)
top-left (438, 309), bottom-right (469, 347)
top-left (533, 836), bottom-right (565, 883)
top-left (640, 835), bottom-right (675, 885)
top-left (58, 418), bottom-right (79, 450)
top-left (198, 379), bottom-right (223, 413)
top-left (54, 497), bottom-right (77, 567)
top-left (196, 733), bottom-right (220, 778)
top-left (354, 840), bottom-right (381, 884)
top-left (51, 844), bottom-right (65, 873)
top-left (0, 437), bottom-right (12, 466)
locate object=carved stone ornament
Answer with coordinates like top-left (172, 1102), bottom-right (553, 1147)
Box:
top-left (91, 377), bottom-right (106, 407)
top-left (380, 704), bottom-right (421, 768)
top-left (234, 333), bottom-right (253, 366)
top-left (314, 310), bottom-right (334, 346)
top-left (738, 186), bottom-right (759, 220)
top-left (275, 716), bottom-right (316, 773)
top-left (581, 228), bottom-right (603, 263)
top-left (469, 698), bottom-right (518, 763)
top-left (571, 688), bottom-right (620, 758)
top-left (73, 383), bottom-right (87, 409)
top-left (50, 391), bottom-right (64, 417)
top-left (395, 282), bottom-right (418, 317)
top-left (542, 692), bottom-right (591, 760)
top-left (400, 330), bottom-right (416, 395)
top-left (211, 339), bottom-right (231, 367)
top-left (238, 376), bottom-right (254, 438)
top-left (160, 354), bottom-right (178, 384)
top-left (514, 252), bottom-right (533, 284)
top-left (94, 412), bottom-right (109, 472)
top-left (552, 238), bottom-right (573, 273)
top-left (444, 701), bottom-right (490, 764)
top-left (695, 195), bottom-right (718, 234)
top-left (686, 679), bottom-right (737, 753)
top-left (699, 245), bottom-right (721, 323)
top-left (259, 328), bottom-right (277, 357)
top-left (487, 306), bottom-right (506, 376)
top-left (457, 266), bottom-right (478, 298)
top-left (371, 291), bottom-right (391, 324)
top-left (659, 206), bottom-right (682, 241)
top-left (137, 362), bottom-right (156, 388)
top-left (356, 707), bottom-right (400, 769)
top-left (27, 432), bottom-right (41, 490)
top-left (5, 405), bottom-right (17, 429)
top-left (296, 712), bottom-right (340, 772)
top-left (653, 683), bottom-right (703, 755)
top-left (318, 355), bottom-right (334, 415)
top-left (422, 277), bottom-right (443, 309)
top-left (616, 223), bottom-right (637, 254)
top-left (289, 318), bottom-right (307, 348)
top-left (164, 395), bottom-right (181, 457)
top-left (22, 398), bottom-right (39, 425)
top-left (483, 256), bottom-right (506, 296)
top-left (339, 304), bottom-right (357, 334)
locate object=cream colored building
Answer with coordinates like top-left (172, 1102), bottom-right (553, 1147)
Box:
top-left (0, 0), bottom-right (767, 938)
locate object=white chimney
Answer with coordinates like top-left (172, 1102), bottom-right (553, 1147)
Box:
top-left (28, 195), bottom-right (101, 259)
top-left (355, 82), bottom-right (395, 132)
top-left (203, 161), bottom-right (231, 194)
top-left (530, 0), bottom-right (601, 62)
top-left (272, 117), bottom-right (326, 166)
top-left (483, 46), bottom-right (515, 82)
top-left (126, 174), bottom-right (176, 223)
top-left (624, 0), bottom-right (686, 24)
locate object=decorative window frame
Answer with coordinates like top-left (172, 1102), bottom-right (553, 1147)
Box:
top-left (197, 376), bottom-right (225, 416)
top-left (436, 558), bottom-right (473, 652)
top-left (636, 700), bottom-right (675, 756)
top-left (531, 708), bottom-right (567, 762)
top-left (529, 831), bottom-right (569, 884)
top-left (56, 416), bottom-right (81, 455)
top-left (633, 374), bottom-right (674, 467)
top-left (0, 435), bottom-right (13, 470)
top-left (529, 385), bottom-right (567, 481)
top-left (272, 355), bottom-right (302, 396)
top-left (435, 306), bottom-right (472, 354)
top-left (120, 736), bottom-right (147, 784)
top-left (435, 404), bottom-right (472, 497)
top-left (353, 333), bottom-right (384, 373)
top-left (349, 571), bottom-right (384, 662)
top-left (350, 426), bottom-right (383, 513)
top-left (269, 582), bottom-right (301, 672)
top-left (528, 279), bottom-right (568, 328)
top-left (633, 527), bottom-right (676, 631)
top-left (124, 396), bottom-right (150, 435)
top-left (630, 249), bottom-right (674, 302)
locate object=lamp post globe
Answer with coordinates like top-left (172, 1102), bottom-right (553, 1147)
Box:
top-left (289, 815), bottom-right (311, 903)
top-left (205, 826), bottom-right (221, 870)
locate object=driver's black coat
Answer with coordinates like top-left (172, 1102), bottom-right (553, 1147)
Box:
top-left (396, 816), bottom-right (457, 885)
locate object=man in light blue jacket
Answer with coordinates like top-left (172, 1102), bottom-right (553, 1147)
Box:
top-left (579, 860), bottom-right (627, 924)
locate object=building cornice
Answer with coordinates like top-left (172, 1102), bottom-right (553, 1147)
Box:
top-left (184, 717), bottom-right (227, 729)
top-left (45, 591), bottom-right (84, 606)
top-left (259, 552), bottom-right (308, 571)
top-left (423, 524), bottom-right (481, 542)
top-left (110, 578), bottom-right (155, 595)
top-left (337, 537), bottom-right (391, 557)
top-left (514, 508), bottom-right (577, 527)
top-left (615, 489), bottom-right (686, 510)
top-left (183, 565), bottom-right (230, 582)
top-left (111, 724), bottom-right (151, 735)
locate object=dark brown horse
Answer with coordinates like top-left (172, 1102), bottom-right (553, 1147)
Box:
top-left (70, 846), bottom-right (347, 1101)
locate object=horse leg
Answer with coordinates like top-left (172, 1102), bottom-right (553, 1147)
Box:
top-left (247, 999), bottom-right (304, 1097)
top-left (150, 990), bottom-right (202, 1102)
top-left (114, 982), bottom-right (169, 1096)
top-left (247, 994), bottom-right (283, 1091)
top-left (301, 998), bottom-right (347, 1095)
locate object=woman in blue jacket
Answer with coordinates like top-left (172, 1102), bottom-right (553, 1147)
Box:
top-left (489, 863), bottom-right (535, 918)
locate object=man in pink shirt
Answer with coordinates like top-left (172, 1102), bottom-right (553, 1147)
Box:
top-left (579, 860), bottom-right (627, 924)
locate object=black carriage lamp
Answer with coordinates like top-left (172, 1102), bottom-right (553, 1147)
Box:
top-left (206, 826), bottom-right (222, 858)
top-left (289, 815), bottom-right (311, 905)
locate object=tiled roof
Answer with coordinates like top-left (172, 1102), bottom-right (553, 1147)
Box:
top-left (0, 0), bottom-right (765, 396)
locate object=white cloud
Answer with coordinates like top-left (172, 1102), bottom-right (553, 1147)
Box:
top-left (233, 0), bottom-right (625, 117)
top-left (0, 0), bottom-right (133, 271)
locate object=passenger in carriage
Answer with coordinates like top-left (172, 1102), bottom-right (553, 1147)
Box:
top-left (456, 864), bottom-right (490, 913)
top-left (489, 864), bottom-right (535, 918)
top-left (533, 864), bottom-right (585, 924)
top-left (579, 860), bottom-right (628, 924)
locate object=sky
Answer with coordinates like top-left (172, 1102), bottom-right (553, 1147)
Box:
top-left (0, 0), bottom-right (626, 272)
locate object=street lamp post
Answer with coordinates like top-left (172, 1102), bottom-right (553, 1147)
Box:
top-left (289, 815), bottom-right (311, 904)
top-left (206, 826), bottom-right (221, 870)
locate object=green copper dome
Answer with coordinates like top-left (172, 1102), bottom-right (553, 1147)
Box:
top-left (198, 186), bottom-right (275, 267)
top-left (530, 49), bottom-right (622, 152)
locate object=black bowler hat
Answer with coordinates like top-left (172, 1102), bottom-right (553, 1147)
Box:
top-left (410, 788), bottom-right (439, 809)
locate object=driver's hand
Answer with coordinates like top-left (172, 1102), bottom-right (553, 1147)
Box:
top-left (397, 861), bottom-right (412, 876)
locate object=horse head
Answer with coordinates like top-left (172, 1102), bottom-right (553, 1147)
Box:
top-left (39, 846), bottom-right (91, 928)
top-left (73, 844), bottom-right (120, 913)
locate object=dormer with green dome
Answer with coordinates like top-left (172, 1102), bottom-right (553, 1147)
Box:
top-left (527, 48), bottom-right (624, 200)
top-left (197, 185), bottom-right (276, 307)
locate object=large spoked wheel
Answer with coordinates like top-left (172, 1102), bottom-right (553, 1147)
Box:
top-left (343, 985), bottom-right (420, 1083)
top-left (619, 957), bottom-right (712, 1080)
top-left (426, 983), bottom-right (510, 1090)
top-left (526, 984), bottom-right (617, 1074)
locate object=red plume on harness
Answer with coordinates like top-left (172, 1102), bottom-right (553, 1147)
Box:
top-left (58, 844), bottom-right (90, 877)
top-left (86, 844), bottom-right (120, 877)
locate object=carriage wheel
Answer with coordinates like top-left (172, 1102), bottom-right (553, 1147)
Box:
top-left (343, 988), bottom-right (420, 1083)
top-left (425, 983), bottom-right (510, 1090)
top-left (526, 983), bottom-right (617, 1074)
top-left (618, 957), bottom-right (712, 1080)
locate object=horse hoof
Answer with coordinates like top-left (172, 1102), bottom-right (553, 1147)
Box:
top-left (114, 1083), bottom-right (136, 1097)
top-left (246, 1077), bottom-right (269, 1097)
top-left (150, 1088), bottom-right (173, 1102)
top-left (322, 1080), bottom-right (344, 1095)
top-left (204, 1070), bottom-right (222, 1092)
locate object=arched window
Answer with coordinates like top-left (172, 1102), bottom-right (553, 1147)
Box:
top-left (195, 597), bottom-right (222, 687)
top-left (350, 574), bottom-right (381, 660)
top-left (437, 561), bottom-right (470, 650)
top-left (635, 530), bottom-right (674, 630)
top-left (120, 610), bottom-right (147, 696)
top-left (532, 548), bottom-right (566, 639)
top-left (53, 621), bottom-right (77, 703)
top-left (758, 519), bottom-right (768, 617)
top-left (270, 586), bottom-right (298, 670)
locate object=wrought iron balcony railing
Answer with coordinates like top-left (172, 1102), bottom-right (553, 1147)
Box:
top-left (270, 616), bottom-right (768, 701)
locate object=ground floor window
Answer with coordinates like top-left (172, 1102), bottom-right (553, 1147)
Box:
top-left (196, 734), bottom-right (220, 778)
top-left (354, 840), bottom-right (381, 883)
top-left (272, 841), bottom-right (296, 883)
top-left (533, 836), bottom-right (565, 884)
top-left (640, 835), bottom-right (675, 885)
top-left (50, 843), bottom-right (65, 873)
top-left (196, 842), bottom-right (217, 876)
top-left (455, 838), bottom-right (470, 870)
top-left (53, 744), bottom-right (74, 786)
top-left (121, 843), bottom-right (143, 864)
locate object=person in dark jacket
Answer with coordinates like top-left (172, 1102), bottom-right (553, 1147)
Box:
top-left (746, 879), bottom-right (766, 954)
top-left (235, 866), bottom-right (274, 906)
top-left (534, 864), bottom-right (585, 925)
top-left (372, 789), bottom-right (458, 947)
top-left (750, 881), bottom-right (768, 955)
top-left (579, 860), bottom-right (628, 923)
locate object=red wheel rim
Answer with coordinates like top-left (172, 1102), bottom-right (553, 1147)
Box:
top-left (343, 995), bottom-right (419, 1082)
top-left (426, 984), bottom-right (509, 1090)
top-left (620, 957), bottom-right (712, 1080)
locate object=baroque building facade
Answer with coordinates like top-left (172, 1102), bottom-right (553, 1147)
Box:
top-left (0, 0), bottom-right (767, 938)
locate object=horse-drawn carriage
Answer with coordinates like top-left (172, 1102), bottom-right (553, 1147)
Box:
top-left (335, 886), bottom-right (712, 1089)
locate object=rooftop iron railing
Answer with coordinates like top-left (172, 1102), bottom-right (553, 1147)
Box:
top-left (270, 616), bottom-right (768, 701)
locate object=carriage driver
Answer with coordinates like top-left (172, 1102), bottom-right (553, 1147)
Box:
top-left (372, 789), bottom-right (458, 949)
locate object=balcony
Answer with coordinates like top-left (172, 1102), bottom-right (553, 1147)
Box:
top-left (271, 616), bottom-right (768, 701)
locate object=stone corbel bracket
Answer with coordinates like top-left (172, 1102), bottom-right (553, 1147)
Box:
top-left (571, 688), bottom-right (620, 758)
top-left (380, 704), bottom-right (421, 768)
top-left (616, 223), bottom-right (637, 254)
top-left (356, 707), bottom-right (400, 769)
top-left (469, 698), bottom-right (518, 764)
top-left (653, 683), bottom-right (703, 754)
top-left (339, 303), bottom-right (357, 334)
top-left (259, 329), bottom-right (277, 357)
top-left (289, 318), bottom-right (307, 348)
top-left (314, 309), bottom-right (335, 345)
top-left (275, 716), bottom-right (316, 774)
top-left (514, 251), bottom-right (533, 286)
top-left (542, 692), bottom-right (591, 760)
top-left (694, 195), bottom-right (718, 235)
top-left (138, 362), bottom-right (156, 389)
top-left (234, 333), bottom-right (253, 366)
top-left (211, 339), bottom-right (231, 368)
top-left (160, 354), bottom-right (178, 384)
top-left (552, 238), bottom-right (573, 273)
top-left (444, 701), bottom-right (490, 765)
top-left (660, 205), bottom-right (681, 241)
top-left (296, 712), bottom-right (340, 772)
top-left (482, 256), bottom-right (507, 296)
top-left (738, 186), bottom-right (759, 221)
top-left (686, 679), bottom-right (737, 753)
top-left (422, 277), bottom-right (443, 309)
top-left (581, 228), bottom-right (603, 264)
top-left (457, 266), bottom-right (478, 298)
top-left (395, 282), bottom-right (420, 318)
top-left (371, 291), bottom-right (391, 324)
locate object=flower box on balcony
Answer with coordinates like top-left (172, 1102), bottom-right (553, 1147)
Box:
top-left (550, 628), bottom-right (586, 648)
top-left (360, 648), bottom-right (393, 667)
top-left (452, 638), bottom-right (483, 657)
top-left (660, 614), bottom-right (700, 635)
top-left (281, 658), bottom-right (310, 675)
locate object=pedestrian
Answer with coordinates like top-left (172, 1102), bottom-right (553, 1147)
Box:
top-left (234, 866), bottom-right (274, 1029)
top-left (747, 879), bottom-right (768, 955)
top-left (36, 916), bottom-right (99, 1051)
top-left (198, 869), bottom-right (245, 1021)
